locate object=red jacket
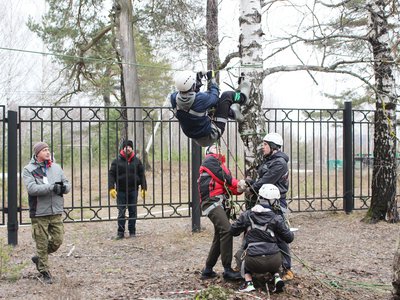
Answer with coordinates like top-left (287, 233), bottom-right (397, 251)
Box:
top-left (198, 153), bottom-right (241, 204)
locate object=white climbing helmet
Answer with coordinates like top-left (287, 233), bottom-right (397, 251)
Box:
top-left (258, 184), bottom-right (281, 201)
top-left (175, 70), bottom-right (196, 92)
top-left (263, 132), bottom-right (283, 148)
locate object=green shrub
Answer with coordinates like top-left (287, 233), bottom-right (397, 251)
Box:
top-left (194, 286), bottom-right (232, 300)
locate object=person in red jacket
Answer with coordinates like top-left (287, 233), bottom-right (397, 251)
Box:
top-left (198, 144), bottom-right (246, 280)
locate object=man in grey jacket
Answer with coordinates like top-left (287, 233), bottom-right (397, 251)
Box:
top-left (22, 142), bottom-right (70, 284)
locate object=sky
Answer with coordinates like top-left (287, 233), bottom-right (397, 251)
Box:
top-left (0, 0), bottom-right (370, 109)
top-left (0, 0), bottom-right (50, 108)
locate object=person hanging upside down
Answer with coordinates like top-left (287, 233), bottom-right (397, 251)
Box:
top-left (169, 70), bottom-right (251, 147)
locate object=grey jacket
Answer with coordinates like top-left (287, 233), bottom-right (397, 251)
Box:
top-left (22, 156), bottom-right (70, 218)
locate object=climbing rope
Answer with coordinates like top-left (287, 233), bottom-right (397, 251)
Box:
top-left (285, 249), bottom-right (391, 298)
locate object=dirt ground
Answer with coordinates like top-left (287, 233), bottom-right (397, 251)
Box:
top-left (0, 210), bottom-right (398, 300)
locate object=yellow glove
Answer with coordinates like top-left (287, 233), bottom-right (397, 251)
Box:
top-left (109, 188), bottom-right (117, 199)
top-left (140, 189), bottom-right (147, 200)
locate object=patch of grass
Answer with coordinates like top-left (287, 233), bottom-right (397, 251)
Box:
top-left (194, 285), bottom-right (232, 300)
top-left (0, 239), bottom-right (26, 281)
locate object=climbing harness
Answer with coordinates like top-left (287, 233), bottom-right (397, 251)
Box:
top-left (202, 195), bottom-right (225, 216)
top-left (248, 217), bottom-right (275, 237)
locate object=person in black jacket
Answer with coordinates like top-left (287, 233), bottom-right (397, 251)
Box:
top-left (246, 132), bottom-right (289, 209)
top-left (245, 132), bottom-right (294, 280)
top-left (231, 184), bottom-right (294, 293)
top-left (108, 140), bottom-right (147, 239)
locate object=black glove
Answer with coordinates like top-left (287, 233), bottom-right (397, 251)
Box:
top-left (61, 185), bottom-right (67, 194)
top-left (53, 183), bottom-right (63, 195)
top-left (205, 70), bottom-right (214, 80)
top-left (196, 71), bottom-right (203, 82)
top-left (195, 71), bottom-right (203, 92)
top-left (206, 70), bottom-right (217, 89)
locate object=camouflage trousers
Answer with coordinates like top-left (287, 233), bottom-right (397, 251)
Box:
top-left (31, 214), bottom-right (64, 272)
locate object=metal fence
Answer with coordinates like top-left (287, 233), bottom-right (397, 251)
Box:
top-left (0, 106), bottom-right (5, 226)
top-left (0, 104), bottom-right (395, 228)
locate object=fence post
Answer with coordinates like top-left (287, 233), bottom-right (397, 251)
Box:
top-left (7, 110), bottom-right (18, 245)
top-left (343, 101), bottom-right (354, 214)
top-left (191, 140), bottom-right (201, 232)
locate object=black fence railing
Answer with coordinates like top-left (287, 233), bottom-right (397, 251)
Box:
top-left (0, 104), bottom-right (396, 230)
top-left (0, 106), bottom-right (5, 227)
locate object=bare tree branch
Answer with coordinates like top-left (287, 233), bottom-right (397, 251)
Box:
top-left (290, 43), bottom-right (319, 85)
top-left (292, 33), bottom-right (369, 43)
top-left (79, 25), bottom-right (113, 53)
top-left (262, 64), bottom-right (375, 91)
top-left (218, 51), bottom-right (240, 70)
top-left (263, 38), bottom-right (303, 61)
top-left (316, 0), bottom-right (353, 8)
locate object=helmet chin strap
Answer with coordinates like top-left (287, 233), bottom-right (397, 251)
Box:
top-left (265, 148), bottom-right (276, 157)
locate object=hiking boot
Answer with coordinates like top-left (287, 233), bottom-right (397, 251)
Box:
top-left (282, 269), bottom-right (294, 281)
top-left (129, 232), bottom-right (136, 238)
top-left (238, 80), bottom-right (251, 104)
top-left (40, 271), bottom-right (53, 284)
top-left (230, 104), bottom-right (244, 122)
top-left (31, 256), bottom-right (39, 271)
top-left (232, 266), bottom-right (240, 273)
top-left (272, 273), bottom-right (285, 293)
top-left (201, 268), bottom-right (217, 280)
top-left (115, 233), bottom-right (124, 240)
top-left (239, 281), bottom-right (255, 292)
top-left (223, 267), bottom-right (242, 280)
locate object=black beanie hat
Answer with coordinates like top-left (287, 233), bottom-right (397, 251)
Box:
top-left (121, 140), bottom-right (134, 149)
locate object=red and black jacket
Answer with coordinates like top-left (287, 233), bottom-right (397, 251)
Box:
top-left (197, 153), bottom-right (240, 204)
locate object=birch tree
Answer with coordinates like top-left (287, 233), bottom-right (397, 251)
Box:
top-left (366, 0), bottom-right (398, 223)
top-left (256, 0), bottom-right (399, 223)
top-left (238, 0), bottom-right (266, 181)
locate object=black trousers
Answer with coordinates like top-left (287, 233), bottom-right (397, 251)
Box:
top-left (245, 252), bottom-right (282, 275)
top-left (213, 91), bottom-right (246, 134)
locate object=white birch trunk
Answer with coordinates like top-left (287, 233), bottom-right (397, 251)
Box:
top-left (239, 0), bottom-right (265, 179)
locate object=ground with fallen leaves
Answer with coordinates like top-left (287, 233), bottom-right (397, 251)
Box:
top-left (0, 210), bottom-right (397, 299)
